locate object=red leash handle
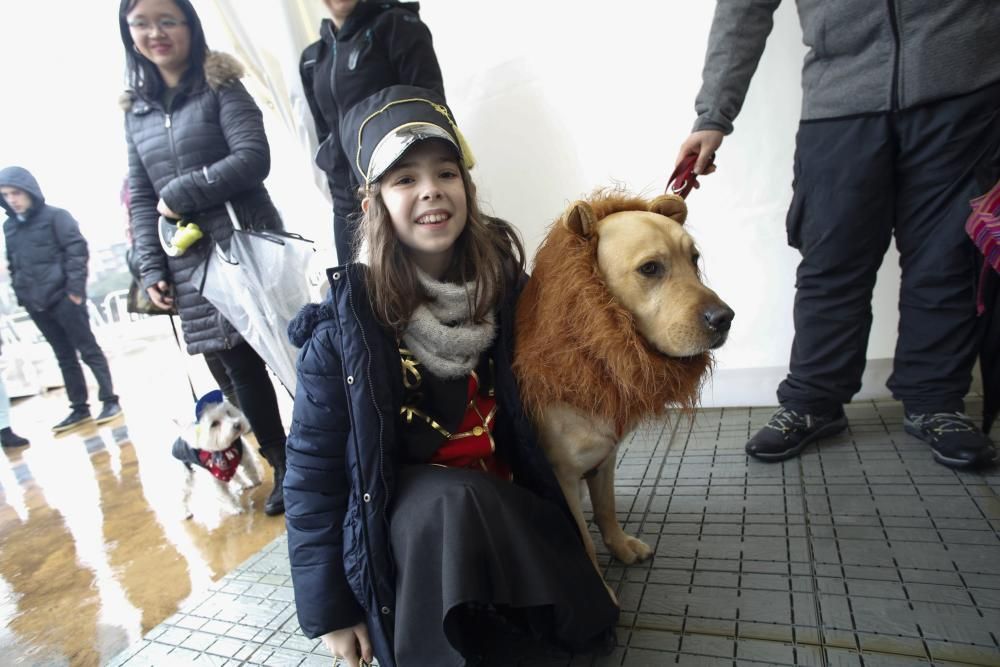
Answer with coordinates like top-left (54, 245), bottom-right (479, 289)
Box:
top-left (667, 153), bottom-right (701, 199)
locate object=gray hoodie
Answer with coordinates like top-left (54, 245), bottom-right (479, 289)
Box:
top-left (694, 0), bottom-right (1000, 134)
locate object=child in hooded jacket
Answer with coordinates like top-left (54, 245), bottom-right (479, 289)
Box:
top-left (285, 85), bottom-right (619, 667)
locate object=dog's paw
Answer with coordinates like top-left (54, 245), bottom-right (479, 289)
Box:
top-left (608, 535), bottom-right (652, 564)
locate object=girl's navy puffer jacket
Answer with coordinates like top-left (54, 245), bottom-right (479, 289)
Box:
top-left (123, 52), bottom-right (283, 354)
top-left (284, 263), bottom-right (572, 667)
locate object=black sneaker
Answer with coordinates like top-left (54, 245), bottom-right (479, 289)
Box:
top-left (94, 402), bottom-right (123, 425)
top-left (746, 406), bottom-right (848, 462)
top-left (903, 412), bottom-right (997, 469)
top-left (53, 410), bottom-right (92, 433)
top-left (1, 427), bottom-right (29, 448)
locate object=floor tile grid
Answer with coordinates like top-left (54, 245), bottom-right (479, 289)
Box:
top-left (108, 401), bottom-right (1000, 667)
top-left (803, 401), bottom-right (1000, 666)
top-left (602, 404), bottom-right (1000, 666)
top-left (611, 407), bottom-right (828, 666)
top-left (109, 537), bottom-right (340, 667)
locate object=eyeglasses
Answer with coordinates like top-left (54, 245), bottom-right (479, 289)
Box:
top-left (127, 17), bottom-right (188, 34)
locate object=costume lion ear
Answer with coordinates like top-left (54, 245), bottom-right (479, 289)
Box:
top-left (563, 201), bottom-right (598, 238)
top-left (648, 194), bottom-right (688, 225)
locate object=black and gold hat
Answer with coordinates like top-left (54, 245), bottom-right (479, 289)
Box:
top-left (340, 85), bottom-right (475, 187)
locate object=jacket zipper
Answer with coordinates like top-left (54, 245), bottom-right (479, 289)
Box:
top-left (329, 38), bottom-right (340, 116)
top-left (164, 113), bottom-right (182, 178)
top-left (344, 271), bottom-right (394, 618)
top-left (887, 0), bottom-right (901, 111)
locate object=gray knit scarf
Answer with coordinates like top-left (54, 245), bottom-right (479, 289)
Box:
top-left (402, 269), bottom-right (496, 379)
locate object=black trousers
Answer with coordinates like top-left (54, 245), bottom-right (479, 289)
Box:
top-left (29, 298), bottom-right (117, 412)
top-left (777, 82), bottom-right (1000, 415)
top-left (214, 342), bottom-right (285, 458)
top-left (203, 351), bottom-right (239, 409)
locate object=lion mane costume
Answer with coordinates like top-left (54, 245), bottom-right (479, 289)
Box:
top-left (514, 191), bottom-right (711, 437)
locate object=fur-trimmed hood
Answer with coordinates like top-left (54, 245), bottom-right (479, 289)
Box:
top-left (119, 51), bottom-right (245, 111)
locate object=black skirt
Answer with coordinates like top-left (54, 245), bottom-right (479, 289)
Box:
top-left (389, 465), bottom-right (619, 666)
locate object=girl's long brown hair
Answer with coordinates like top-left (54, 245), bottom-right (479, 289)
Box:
top-left (358, 162), bottom-right (525, 334)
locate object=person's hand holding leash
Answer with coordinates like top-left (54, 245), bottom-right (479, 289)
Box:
top-left (146, 280), bottom-right (174, 310)
top-left (321, 623), bottom-right (372, 667)
top-left (676, 129), bottom-right (723, 175)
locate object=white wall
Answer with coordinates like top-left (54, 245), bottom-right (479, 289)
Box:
top-left (412, 0), bottom-right (904, 407)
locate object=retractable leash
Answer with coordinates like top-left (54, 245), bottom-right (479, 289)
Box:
top-left (666, 153), bottom-right (702, 199)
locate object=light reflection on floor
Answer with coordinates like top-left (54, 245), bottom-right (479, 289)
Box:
top-left (0, 324), bottom-right (289, 666)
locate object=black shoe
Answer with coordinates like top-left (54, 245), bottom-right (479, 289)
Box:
top-left (94, 402), bottom-right (123, 425)
top-left (52, 410), bottom-right (92, 434)
top-left (746, 406), bottom-right (848, 462)
top-left (262, 450), bottom-right (285, 516)
top-left (903, 412), bottom-right (997, 469)
top-left (1, 427), bottom-right (29, 448)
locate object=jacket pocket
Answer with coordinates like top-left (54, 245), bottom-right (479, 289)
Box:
top-left (785, 148), bottom-right (806, 250)
top-left (341, 495), bottom-right (367, 611)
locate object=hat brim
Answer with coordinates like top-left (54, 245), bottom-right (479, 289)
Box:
top-left (367, 122), bottom-right (460, 185)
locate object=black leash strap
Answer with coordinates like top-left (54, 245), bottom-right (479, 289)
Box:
top-left (168, 314), bottom-right (199, 403)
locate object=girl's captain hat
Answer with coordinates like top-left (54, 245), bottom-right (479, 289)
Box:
top-left (340, 84), bottom-right (475, 187)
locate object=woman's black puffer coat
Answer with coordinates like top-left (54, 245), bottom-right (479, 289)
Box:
top-left (123, 52), bottom-right (283, 355)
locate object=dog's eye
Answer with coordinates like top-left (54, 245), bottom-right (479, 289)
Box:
top-left (692, 252), bottom-right (700, 265)
top-left (637, 261), bottom-right (664, 277)
top-left (210, 420), bottom-right (221, 429)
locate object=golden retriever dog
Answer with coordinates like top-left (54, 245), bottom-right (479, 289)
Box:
top-left (514, 191), bottom-right (733, 593)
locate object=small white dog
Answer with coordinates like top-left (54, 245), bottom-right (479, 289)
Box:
top-left (171, 391), bottom-right (262, 517)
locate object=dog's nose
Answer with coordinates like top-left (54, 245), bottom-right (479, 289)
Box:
top-left (704, 304), bottom-right (735, 333)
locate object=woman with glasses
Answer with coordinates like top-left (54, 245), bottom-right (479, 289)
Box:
top-left (118, 0), bottom-right (288, 516)
top-left (300, 0), bottom-right (444, 263)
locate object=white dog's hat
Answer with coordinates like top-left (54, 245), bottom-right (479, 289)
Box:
top-left (194, 389), bottom-right (225, 421)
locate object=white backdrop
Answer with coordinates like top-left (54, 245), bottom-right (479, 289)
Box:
top-left (198, 0), bottom-right (911, 408)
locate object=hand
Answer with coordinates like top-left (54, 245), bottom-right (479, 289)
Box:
top-left (157, 198), bottom-right (180, 220)
top-left (67, 294), bottom-right (83, 305)
top-left (146, 280), bottom-right (175, 310)
top-left (675, 129), bottom-right (724, 175)
top-left (320, 623), bottom-right (372, 667)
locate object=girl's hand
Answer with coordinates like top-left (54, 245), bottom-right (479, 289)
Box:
top-left (675, 130), bottom-right (724, 175)
top-left (320, 623), bottom-right (372, 667)
top-left (67, 294), bottom-right (83, 305)
top-left (146, 280), bottom-right (175, 310)
top-left (157, 198), bottom-right (180, 220)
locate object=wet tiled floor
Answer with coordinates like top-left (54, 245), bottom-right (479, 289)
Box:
top-left (107, 399), bottom-right (1000, 666)
top-left (0, 321), bottom-right (288, 666)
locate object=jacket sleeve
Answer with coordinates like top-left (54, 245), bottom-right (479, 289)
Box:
top-left (379, 9), bottom-right (445, 97)
top-left (126, 126), bottom-right (170, 289)
top-left (285, 317), bottom-right (365, 639)
top-left (51, 210), bottom-right (89, 299)
top-left (299, 43), bottom-right (331, 147)
top-left (692, 0), bottom-right (782, 135)
top-left (158, 81), bottom-right (271, 215)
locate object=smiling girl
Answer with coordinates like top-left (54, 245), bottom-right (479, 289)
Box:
top-left (284, 85), bottom-right (619, 667)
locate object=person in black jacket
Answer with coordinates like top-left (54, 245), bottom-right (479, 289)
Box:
top-left (119, 0), bottom-right (287, 515)
top-left (285, 86), bottom-right (618, 667)
top-left (300, 0), bottom-right (444, 264)
top-left (1, 166), bottom-right (122, 433)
